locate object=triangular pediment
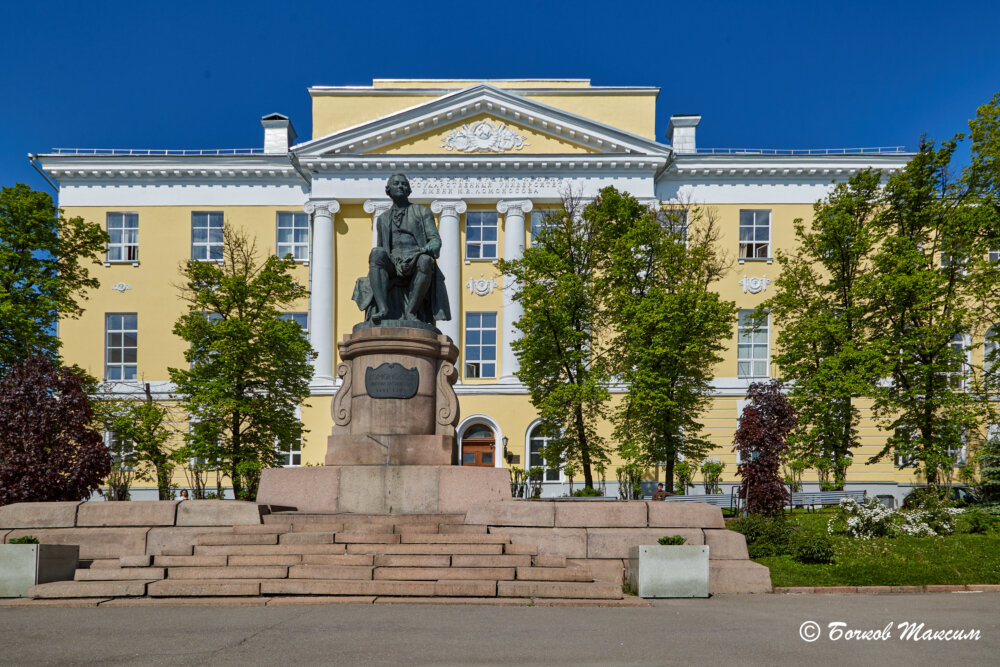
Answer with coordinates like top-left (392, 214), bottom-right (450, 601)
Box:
top-left (293, 84), bottom-right (672, 158)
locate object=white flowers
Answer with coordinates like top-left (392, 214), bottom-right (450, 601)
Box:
top-left (827, 496), bottom-right (959, 539)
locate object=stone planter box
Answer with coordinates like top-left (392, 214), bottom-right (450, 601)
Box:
top-left (0, 544), bottom-right (79, 597)
top-left (628, 544), bottom-right (709, 598)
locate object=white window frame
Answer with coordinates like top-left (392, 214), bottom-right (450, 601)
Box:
top-left (465, 211), bottom-right (498, 262)
top-left (105, 312), bottom-right (138, 381)
top-left (464, 312), bottom-right (497, 379)
top-left (276, 212), bottom-right (310, 262)
top-left (738, 209), bottom-right (771, 263)
top-left (527, 422), bottom-right (563, 482)
top-left (662, 208), bottom-right (689, 246)
top-left (985, 325), bottom-right (999, 377)
top-left (105, 212), bottom-right (139, 265)
top-left (279, 312), bottom-right (309, 333)
top-left (945, 332), bottom-right (971, 390)
top-left (105, 429), bottom-right (137, 470)
top-left (530, 209), bottom-right (559, 244)
top-left (737, 310), bottom-right (769, 379)
top-left (990, 249), bottom-right (1000, 263)
top-left (191, 212), bottom-right (224, 262)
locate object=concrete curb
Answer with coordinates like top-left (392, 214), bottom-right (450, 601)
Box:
top-left (774, 584), bottom-right (1000, 594)
top-left (0, 595), bottom-right (653, 609)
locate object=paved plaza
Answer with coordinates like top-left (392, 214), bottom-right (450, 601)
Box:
top-left (0, 593), bottom-right (996, 665)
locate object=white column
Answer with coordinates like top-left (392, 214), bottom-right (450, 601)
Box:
top-left (363, 198), bottom-right (391, 249)
top-left (430, 199), bottom-right (466, 347)
top-left (304, 199), bottom-right (340, 385)
top-left (497, 200), bottom-right (532, 383)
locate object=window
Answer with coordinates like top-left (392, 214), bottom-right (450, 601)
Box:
top-left (105, 313), bottom-right (137, 380)
top-left (662, 209), bottom-right (689, 245)
top-left (276, 436), bottom-right (301, 467)
top-left (276, 212), bottom-right (309, 261)
top-left (105, 430), bottom-right (137, 470)
top-left (986, 325), bottom-right (999, 379)
top-left (191, 212), bottom-right (224, 261)
top-left (279, 312), bottom-right (309, 333)
top-left (106, 213), bottom-right (138, 262)
top-left (990, 249), bottom-right (1000, 263)
top-left (945, 333), bottom-right (970, 390)
top-left (738, 209), bottom-right (770, 260)
top-left (464, 312), bottom-right (497, 378)
top-left (947, 440), bottom-right (967, 467)
top-left (528, 424), bottom-right (561, 481)
top-left (530, 210), bottom-right (558, 242)
top-left (466, 211), bottom-right (498, 260)
top-left (737, 310), bottom-right (768, 378)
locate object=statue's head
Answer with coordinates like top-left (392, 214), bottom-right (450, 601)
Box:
top-left (385, 173), bottom-right (412, 200)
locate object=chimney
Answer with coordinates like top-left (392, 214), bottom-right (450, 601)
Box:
top-left (666, 114), bottom-right (701, 154)
top-left (261, 113), bottom-right (297, 154)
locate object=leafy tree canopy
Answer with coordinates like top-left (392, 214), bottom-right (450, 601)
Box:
top-left (168, 226), bottom-right (315, 500)
top-left (0, 183), bottom-right (107, 370)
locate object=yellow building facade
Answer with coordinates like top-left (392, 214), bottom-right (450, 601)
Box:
top-left (39, 79), bottom-right (939, 504)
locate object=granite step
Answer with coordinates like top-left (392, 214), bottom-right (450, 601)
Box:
top-left (165, 565), bottom-right (288, 580)
top-left (75, 567), bottom-right (165, 581)
top-left (148, 579), bottom-right (261, 597)
top-left (449, 554), bottom-right (532, 568)
top-left (514, 567), bottom-right (593, 582)
top-left (399, 534), bottom-right (510, 544)
top-left (154, 555), bottom-right (229, 567)
top-left (194, 544), bottom-right (348, 556)
top-left (344, 543), bottom-right (504, 556)
top-left (196, 534), bottom-right (278, 546)
top-left (373, 566), bottom-right (515, 581)
top-left (287, 565), bottom-right (374, 580)
top-left (498, 580), bottom-right (623, 600)
top-left (30, 580), bottom-right (153, 599)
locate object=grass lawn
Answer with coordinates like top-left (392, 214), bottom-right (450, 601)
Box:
top-left (740, 510), bottom-right (1000, 587)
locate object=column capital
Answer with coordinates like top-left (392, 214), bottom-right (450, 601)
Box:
top-left (431, 199), bottom-right (467, 216)
top-left (497, 199), bottom-right (533, 216)
top-left (363, 198), bottom-right (392, 215)
top-left (304, 199), bottom-right (340, 217)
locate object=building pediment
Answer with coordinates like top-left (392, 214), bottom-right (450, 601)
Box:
top-left (293, 84), bottom-right (672, 159)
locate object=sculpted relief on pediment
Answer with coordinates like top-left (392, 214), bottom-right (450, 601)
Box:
top-left (439, 120), bottom-right (528, 153)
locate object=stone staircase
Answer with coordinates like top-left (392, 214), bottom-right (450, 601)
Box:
top-left (28, 514), bottom-right (625, 604)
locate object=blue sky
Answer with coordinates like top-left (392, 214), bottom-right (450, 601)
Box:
top-left (2, 0), bottom-right (998, 193)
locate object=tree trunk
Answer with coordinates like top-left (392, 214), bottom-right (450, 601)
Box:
top-left (665, 458), bottom-right (676, 494)
top-left (575, 404), bottom-right (594, 488)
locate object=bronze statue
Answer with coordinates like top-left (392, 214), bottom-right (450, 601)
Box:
top-left (352, 174), bottom-right (451, 326)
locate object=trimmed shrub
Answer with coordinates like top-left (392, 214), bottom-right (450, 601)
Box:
top-left (657, 535), bottom-right (687, 546)
top-left (572, 486), bottom-right (603, 497)
top-left (790, 530), bottom-right (834, 564)
top-left (729, 514), bottom-right (793, 557)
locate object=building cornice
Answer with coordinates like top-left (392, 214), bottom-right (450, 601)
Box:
top-left (36, 154), bottom-right (308, 184)
top-left (299, 153), bottom-right (667, 174)
top-left (294, 83), bottom-right (671, 158)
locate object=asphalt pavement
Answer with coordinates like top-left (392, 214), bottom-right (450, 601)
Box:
top-left (0, 593), bottom-right (996, 666)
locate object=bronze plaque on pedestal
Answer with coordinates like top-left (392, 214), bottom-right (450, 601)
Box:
top-left (365, 362), bottom-right (419, 399)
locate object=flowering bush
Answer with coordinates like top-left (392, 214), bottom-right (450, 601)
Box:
top-left (828, 496), bottom-right (961, 539)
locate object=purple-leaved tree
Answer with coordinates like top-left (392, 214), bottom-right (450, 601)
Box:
top-left (734, 379), bottom-right (796, 515)
top-left (0, 356), bottom-right (110, 505)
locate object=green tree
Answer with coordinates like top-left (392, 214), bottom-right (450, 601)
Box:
top-left (866, 123), bottom-right (999, 485)
top-left (496, 197), bottom-right (613, 488)
top-left (759, 170), bottom-right (884, 490)
top-left (95, 382), bottom-right (175, 500)
top-left (0, 183), bottom-right (107, 369)
top-left (598, 189), bottom-right (735, 492)
top-left (169, 226), bottom-right (315, 500)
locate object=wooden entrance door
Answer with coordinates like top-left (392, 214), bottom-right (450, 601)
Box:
top-left (461, 424), bottom-right (495, 467)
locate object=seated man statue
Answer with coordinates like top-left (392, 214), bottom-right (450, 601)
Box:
top-left (352, 174), bottom-right (451, 326)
